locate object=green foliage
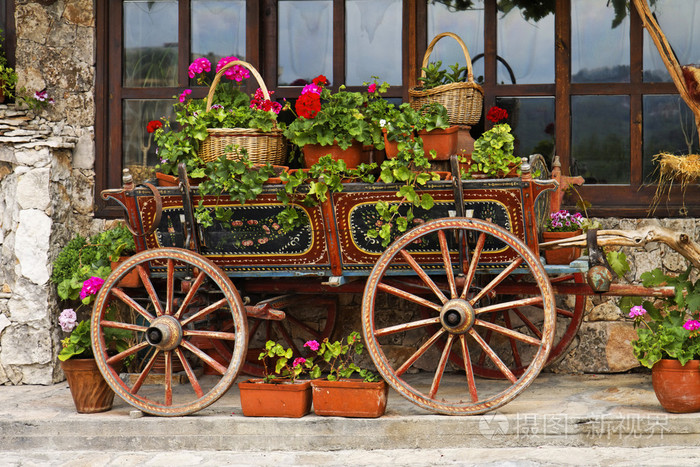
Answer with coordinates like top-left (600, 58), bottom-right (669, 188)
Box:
top-left (417, 61), bottom-right (467, 90)
top-left (468, 123), bottom-right (520, 178)
top-left (607, 250), bottom-right (630, 278)
top-left (58, 306), bottom-right (132, 361)
top-left (624, 266), bottom-right (700, 368)
top-left (0, 28), bottom-right (17, 99)
top-left (307, 332), bottom-right (379, 382)
top-left (258, 341), bottom-right (306, 383)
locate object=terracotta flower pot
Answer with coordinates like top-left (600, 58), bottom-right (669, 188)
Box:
top-left (60, 358), bottom-right (117, 414)
top-left (417, 125), bottom-right (459, 160)
top-left (311, 379), bottom-right (388, 418)
top-left (302, 141), bottom-right (366, 168)
top-left (541, 229), bottom-right (582, 265)
top-left (652, 359), bottom-right (700, 413)
top-left (382, 128), bottom-right (414, 159)
top-left (110, 256), bottom-right (141, 288)
top-left (238, 379), bottom-right (312, 418)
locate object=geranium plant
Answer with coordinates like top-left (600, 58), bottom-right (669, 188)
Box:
top-left (467, 106), bottom-right (521, 178)
top-left (305, 332), bottom-right (379, 382)
top-left (624, 266), bottom-right (700, 368)
top-left (544, 210), bottom-right (585, 232)
top-left (258, 340), bottom-right (310, 383)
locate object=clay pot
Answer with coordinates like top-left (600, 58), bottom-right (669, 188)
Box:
top-left (238, 379), bottom-right (312, 418)
top-left (541, 229), bottom-right (582, 265)
top-left (417, 125), bottom-right (459, 160)
top-left (60, 358), bottom-right (117, 413)
top-left (110, 256), bottom-right (141, 288)
top-left (302, 140), bottom-right (366, 168)
top-left (382, 128), bottom-right (414, 159)
top-left (311, 379), bottom-right (388, 418)
top-left (652, 359), bottom-right (700, 413)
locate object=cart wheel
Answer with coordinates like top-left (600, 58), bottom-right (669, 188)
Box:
top-left (210, 296), bottom-right (337, 377)
top-left (362, 218), bottom-right (555, 415)
top-left (91, 248), bottom-right (247, 416)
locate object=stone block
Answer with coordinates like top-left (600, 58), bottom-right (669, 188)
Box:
top-left (15, 148), bottom-right (50, 167)
top-left (14, 209), bottom-right (52, 285)
top-left (0, 325), bottom-right (52, 365)
top-left (0, 313), bottom-right (10, 334)
top-left (16, 168), bottom-right (50, 210)
top-left (72, 133), bottom-right (94, 169)
top-left (7, 279), bottom-right (49, 323)
top-left (586, 299), bottom-right (621, 322)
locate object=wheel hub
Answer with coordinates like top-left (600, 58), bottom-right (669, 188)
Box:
top-left (145, 315), bottom-right (183, 351)
top-left (440, 299), bottom-right (475, 335)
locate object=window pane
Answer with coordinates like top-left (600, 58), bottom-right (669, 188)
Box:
top-left (123, 0), bottom-right (178, 87)
top-left (643, 95), bottom-right (700, 181)
top-left (497, 5), bottom-right (554, 84)
top-left (571, 95), bottom-right (630, 184)
top-left (571, 0), bottom-right (630, 83)
top-left (427, 1), bottom-right (484, 84)
top-left (123, 100), bottom-right (176, 184)
top-left (192, 0), bottom-right (246, 81)
top-left (643, 1), bottom-right (700, 82)
top-left (278, 0), bottom-right (333, 86)
top-left (346, 0), bottom-right (401, 85)
top-left (495, 97), bottom-right (556, 165)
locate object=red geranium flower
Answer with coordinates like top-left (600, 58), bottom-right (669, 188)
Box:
top-left (295, 91), bottom-right (322, 119)
top-left (146, 120), bottom-right (162, 133)
top-left (486, 106), bottom-right (508, 123)
top-left (312, 74), bottom-right (329, 87)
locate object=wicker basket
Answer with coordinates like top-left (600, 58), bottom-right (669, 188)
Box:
top-left (198, 60), bottom-right (287, 165)
top-left (409, 32), bottom-right (484, 126)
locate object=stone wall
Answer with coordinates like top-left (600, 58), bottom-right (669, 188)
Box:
top-left (0, 1), bottom-right (102, 385)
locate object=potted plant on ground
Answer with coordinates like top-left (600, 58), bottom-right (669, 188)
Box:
top-left (541, 210), bottom-right (585, 265)
top-left (283, 76), bottom-right (386, 168)
top-left (237, 340), bottom-right (313, 418)
top-left (625, 265), bottom-right (700, 413)
top-left (466, 106), bottom-right (521, 178)
top-left (306, 332), bottom-right (388, 418)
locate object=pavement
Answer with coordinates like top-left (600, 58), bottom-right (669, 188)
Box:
top-left (2, 372), bottom-right (700, 466)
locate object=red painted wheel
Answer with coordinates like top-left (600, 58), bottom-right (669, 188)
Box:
top-left (362, 218), bottom-right (555, 415)
top-left (91, 248), bottom-right (247, 416)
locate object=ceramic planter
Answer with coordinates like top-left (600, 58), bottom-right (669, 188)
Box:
top-left (110, 256), bottom-right (141, 288)
top-left (60, 358), bottom-right (117, 414)
top-left (541, 229), bottom-right (582, 265)
top-left (652, 359), bottom-right (700, 413)
top-left (302, 140), bottom-right (366, 168)
top-left (238, 379), bottom-right (312, 418)
top-left (382, 128), bottom-right (414, 159)
top-left (417, 125), bottom-right (459, 160)
top-left (311, 379), bottom-right (388, 418)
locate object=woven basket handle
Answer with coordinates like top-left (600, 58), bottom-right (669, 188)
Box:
top-left (420, 32), bottom-right (475, 84)
top-left (205, 60), bottom-right (271, 112)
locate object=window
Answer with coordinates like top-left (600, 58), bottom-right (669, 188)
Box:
top-left (96, 0), bottom-right (700, 217)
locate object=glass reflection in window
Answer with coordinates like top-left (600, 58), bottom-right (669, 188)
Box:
top-left (571, 0), bottom-right (630, 83)
top-left (571, 95), bottom-right (630, 184)
top-left (427, 1), bottom-right (484, 84)
top-left (497, 4), bottom-right (554, 84)
top-left (123, 0), bottom-right (178, 87)
top-left (643, 95), bottom-right (700, 181)
top-left (192, 0), bottom-right (246, 83)
top-left (643, 0), bottom-right (700, 82)
top-left (278, 1), bottom-right (333, 86)
top-left (495, 97), bottom-right (555, 166)
top-left (123, 100), bottom-right (176, 183)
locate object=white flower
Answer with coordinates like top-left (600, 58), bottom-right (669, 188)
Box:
top-left (59, 308), bottom-right (77, 333)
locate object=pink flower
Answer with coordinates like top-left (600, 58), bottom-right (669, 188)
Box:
top-left (179, 89), bottom-right (192, 103)
top-left (304, 340), bottom-right (320, 351)
top-left (368, 83), bottom-right (377, 93)
top-left (684, 319), bottom-right (700, 331)
top-left (188, 57), bottom-right (211, 78)
top-left (301, 83), bottom-right (322, 96)
top-left (80, 276), bottom-right (105, 300)
top-left (59, 309), bottom-right (77, 333)
top-left (292, 357), bottom-right (306, 368)
top-left (216, 56), bottom-right (250, 82)
top-left (628, 305), bottom-right (647, 318)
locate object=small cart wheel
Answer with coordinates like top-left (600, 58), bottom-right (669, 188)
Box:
top-left (362, 218), bottom-right (555, 415)
top-left (91, 248), bottom-right (247, 416)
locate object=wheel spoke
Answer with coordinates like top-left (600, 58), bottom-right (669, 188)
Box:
top-left (437, 230), bottom-right (457, 299)
top-left (459, 335), bottom-right (478, 402)
top-left (556, 306), bottom-right (575, 318)
top-left (273, 321), bottom-right (302, 356)
top-left (140, 267), bottom-right (164, 317)
top-left (511, 307), bottom-right (543, 339)
top-left (180, 298), bottom-right (228, 327)
top-left (165, 259), bottom-right (175, 315)
top-left (110, 287), bottom-right (155, 323)
top-left (174, 271), bottom-right (206, 319)
top-left (460, 232), bottom-right (486, 300)
top-left (395, 328), bottom-right (445, 377)
top-left (107, 341), bottom-right (149, 366)
top-left (474, 319), bottom-right (542, 346)
top-left (100, 320), bottom-right (148, 333)
top-left (399, 249), bottom-right (448, 304)
top-left (181, 339), bottom-right (227, 375)
top-left (475, 296), bottom-right (543, 315)
top-left (184, 329), bottom-right (237, 341)
top-left (175, 348), bottom-right (204, 398)
top-left (164, 351), bottom-right (173, 406)
top-left (471, 258), bottom-right (524, 304)
top-left (429, 333), bottom-right (454, 398)
top-left (284, 314), bottom-right (323, 338)
top-left (469, 329), bottom-right (518, 383)
top-left (503, 312), bottom-right (523, 369)
top-left (377, 282), bottom-right (441, 312)
top-left (130, 350), bottom-right (159, 395)
top-left (374, 316), bottom-right (441, 338)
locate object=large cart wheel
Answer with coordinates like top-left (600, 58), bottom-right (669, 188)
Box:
top-left (362, 218), bottom-right (555, 415)
top-left (91, 248), bottom-right (247, 417)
